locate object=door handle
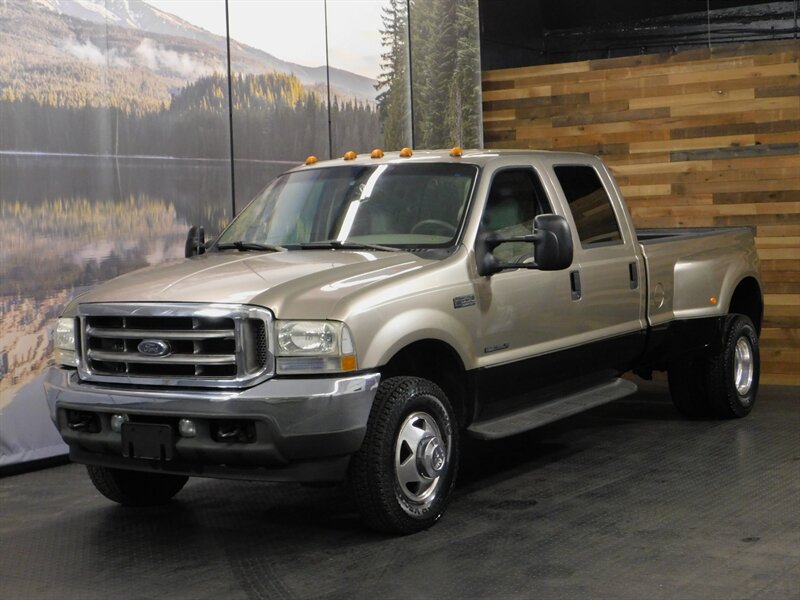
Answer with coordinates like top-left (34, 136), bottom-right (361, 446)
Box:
top-left (570, 270), bottom-right (582, 301)
top-left (629, 262), bottom-right (639, 289)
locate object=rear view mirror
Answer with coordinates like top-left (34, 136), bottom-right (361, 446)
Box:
top-left (476, 214), bottom-right (573, 276)
top-left (185, 225), bottom-right (206, 257)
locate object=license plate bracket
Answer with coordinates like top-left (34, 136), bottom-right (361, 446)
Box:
top-left (121, 423), bottom-right (175, 461)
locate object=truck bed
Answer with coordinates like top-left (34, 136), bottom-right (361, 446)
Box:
top-left (637, 226), bottom-right (754, 244)
top-left (636, 227), bottom-right (759, 327)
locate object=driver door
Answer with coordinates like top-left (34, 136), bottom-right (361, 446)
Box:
top-left (473, 166), bottom-right (586, 410)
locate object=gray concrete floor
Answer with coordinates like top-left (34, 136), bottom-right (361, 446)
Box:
top-left (1, 381), bottom-right (798, 600)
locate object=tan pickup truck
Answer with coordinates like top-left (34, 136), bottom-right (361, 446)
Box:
top-left (46, 149), bottom-right (762, 534)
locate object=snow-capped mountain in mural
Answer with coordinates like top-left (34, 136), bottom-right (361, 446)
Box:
top-left (11, 0), bottom-right (377, 104)
top-left (32, 0), bottom-right (210, 37)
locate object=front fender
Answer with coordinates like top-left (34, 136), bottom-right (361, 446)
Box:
top-left (360, 307), bottom-right (474, 370)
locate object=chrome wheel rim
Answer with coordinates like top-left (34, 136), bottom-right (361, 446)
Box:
top-left (394, 410), bottom-right (448, 512)
top-left (734, 337), bottom-right (754, 396)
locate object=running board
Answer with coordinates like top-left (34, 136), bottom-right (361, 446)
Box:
top-left (467, 378), bottom-right (638, 440)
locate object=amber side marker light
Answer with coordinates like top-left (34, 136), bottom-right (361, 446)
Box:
top-left (305, 155), bottom-right (318, 165)
top-left (710, 296), bottom-right (718, 305)
top-left (341, 355), bottom-right (358, 371)
top-left (450, 146), bottom-right (463, 157)
top-left (399, 147), bottom-right (413, 157)
top-left (370, 148), bottom-right (384, 159)
top-left (343, 150), bottom-right (357, 161)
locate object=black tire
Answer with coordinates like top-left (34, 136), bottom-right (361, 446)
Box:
top-left (706, 314), bottom-right (759, 419)
top-left (348, 376), bottom-right (459, 535)
top-left (668, 314), bottom-right (759, 420)
top-left (86, 465), bottom-right (188, 506)
top-left (667, 358), bottom-right (713, 418)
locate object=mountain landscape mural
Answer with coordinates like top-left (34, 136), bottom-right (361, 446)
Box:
top-left (0, 0), bottom-right (482, 467)
top-left (0, 0), bottom-right (387, 468)
top-left (2, 0), bottom-right (378, 109)
top-left (0, 0), bottom-right (380, 160)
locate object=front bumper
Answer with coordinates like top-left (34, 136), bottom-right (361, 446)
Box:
top-left (44, 367), bottom-right (380, 482)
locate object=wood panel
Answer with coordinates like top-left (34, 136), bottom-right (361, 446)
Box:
top-left (482, 40), bottom-right (800, 386)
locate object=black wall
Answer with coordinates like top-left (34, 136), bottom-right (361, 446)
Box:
top-left (479, 0), bottom-right (799, 70)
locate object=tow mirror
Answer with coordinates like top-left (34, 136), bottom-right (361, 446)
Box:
top-left (476, 214), bottom-right (573, 276)
top-left (185, 225), bottom-right (206, 257)
top-left (532, 214), bottom-right (574, 271)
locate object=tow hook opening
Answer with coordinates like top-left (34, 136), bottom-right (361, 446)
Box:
top-left (66, 410), bottom-right (101, 434)
top-left (211, 420), bottom-right (256, 444)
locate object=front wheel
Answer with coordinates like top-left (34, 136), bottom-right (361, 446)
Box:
top-left (87, 465), bottom-right (188, 506)
top-left (348, 376), bottom-right (459, 535)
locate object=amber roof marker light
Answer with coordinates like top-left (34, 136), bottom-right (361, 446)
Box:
top-left (450, 146), bottom-right (463, 158)
top-left (343, 151), bottom-right (358, 161)
top-left (305, 155), bottom-right (318, 165)
top-left (399, 147), bottom-right (413, 157)
top-left (370, 148), bottom-right (384, 159)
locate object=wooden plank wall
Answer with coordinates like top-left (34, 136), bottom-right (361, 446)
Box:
top-left (482, 40), bottom-right (800, 385)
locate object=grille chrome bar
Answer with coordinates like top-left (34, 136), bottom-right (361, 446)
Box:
top-left (76, 303), bottom-right (274, 388)
top-left (87, 350), bottom-right (236, 365)
top-left (86, 326), bottom-right (234, 340)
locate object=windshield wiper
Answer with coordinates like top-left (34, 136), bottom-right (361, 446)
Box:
top-left (216, 241), bottom-right (287, 252)
top-left (299, 240), bottom-right (402, 252)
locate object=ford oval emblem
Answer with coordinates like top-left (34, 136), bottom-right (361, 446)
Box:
top-left (137, 339), bottom-right (172, 357)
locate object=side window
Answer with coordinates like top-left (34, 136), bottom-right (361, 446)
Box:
top-left (483, 168), bottom-right (551, 262)
top-left (553, 165), bottom-right (622, 247)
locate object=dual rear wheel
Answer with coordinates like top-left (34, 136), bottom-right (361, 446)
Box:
top-left (668, 314), bottom-right (759, 419)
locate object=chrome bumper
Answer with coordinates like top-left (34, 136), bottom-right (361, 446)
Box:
top-left (44, 367), bottom-right (380, 481)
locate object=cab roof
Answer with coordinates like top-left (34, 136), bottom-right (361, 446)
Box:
top-left (290, 148), bottom-right (597, 172)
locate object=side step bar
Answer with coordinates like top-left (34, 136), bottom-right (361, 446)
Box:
top-left (467, 378), bottom-right (638, 440)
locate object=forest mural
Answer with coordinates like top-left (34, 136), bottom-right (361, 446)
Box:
top-left (0, 0), bottom-right (482, 467)
top-left (373, 0), bottom-right (482, 151)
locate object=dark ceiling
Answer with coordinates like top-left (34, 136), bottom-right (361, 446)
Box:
top-left (479, 0), bottom-right (799, 69)
top-left (538, 0), bottom-right (771, 28)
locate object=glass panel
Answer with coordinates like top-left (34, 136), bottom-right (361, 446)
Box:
top-left (410, 0), bottom-right (483, 148)
top-left (325, 0), bottom-right (390, 155)
top-left (0, 0), bottom-right (232, 464)
top-left (218, 163), bottom-right (477, 248)
top-left (371, 0), bottom-right (413, 151)
top-left (483, 169), bottom-right (550, 261)
top-left (227, 0), bottom-right (330, 205)
top-left (554, 166), bottom-right (622, 247)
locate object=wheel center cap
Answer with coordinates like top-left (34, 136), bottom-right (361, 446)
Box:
top-left (419, 436), bottom-right (446, 478)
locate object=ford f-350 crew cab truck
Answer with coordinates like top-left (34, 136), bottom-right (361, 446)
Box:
top-left (46, 149), bottom-right (763, 534)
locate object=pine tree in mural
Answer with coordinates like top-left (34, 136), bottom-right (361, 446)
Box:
top-left (375, 0), bottom-right (412, 150)
top-left (408, 0), bottom-right (482, 149)
top-left (446, 0), bottom-right (481, 148)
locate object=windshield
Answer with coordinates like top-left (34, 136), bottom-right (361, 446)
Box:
top-left (216, 163), bottom-right (478, 249)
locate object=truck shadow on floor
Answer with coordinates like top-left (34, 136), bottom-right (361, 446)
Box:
top-left (72, 388), bottom-right (730, 595)
top-left (86, 387), bottom-right (684, 538)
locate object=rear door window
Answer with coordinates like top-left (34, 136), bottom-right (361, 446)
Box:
top-left (553, 165), bottom-right (622, 247)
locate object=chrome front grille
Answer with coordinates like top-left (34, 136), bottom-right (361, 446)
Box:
top-left (77, 304), bottom-right (273, 387)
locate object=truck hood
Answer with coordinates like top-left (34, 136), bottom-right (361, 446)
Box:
top-left (73, 249), bottom-right (436, 318)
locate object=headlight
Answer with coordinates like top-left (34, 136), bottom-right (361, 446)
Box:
top-left (275, 320), bottom-right (357, 374)
top-left (54, 317), bottom-right (78, 367)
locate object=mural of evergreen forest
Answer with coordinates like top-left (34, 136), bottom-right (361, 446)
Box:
top-left (0, 0), bottom-right (481, 466)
